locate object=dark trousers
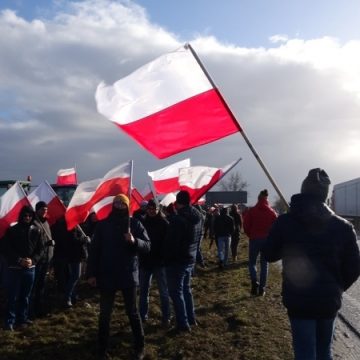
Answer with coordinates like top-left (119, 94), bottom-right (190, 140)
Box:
top-left (32, 261), bottom-right (50, 315)
top-left (98, 287), bottom-right (144, 352)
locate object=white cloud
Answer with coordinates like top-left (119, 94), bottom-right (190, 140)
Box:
top-left (1, 0), bottom-right (359, 204)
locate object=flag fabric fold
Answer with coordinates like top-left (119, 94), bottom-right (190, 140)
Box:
top-left (28, 181), bottom-right (66, 225)
top-left (148, 158), bottom-right (190, 195)
top-left (179, 158), bottom-right (242, 204)
top-left (56, 168), bottom-right (78, 185)
top-left (141, 183), bottom-right (154, 201)
top-left (95, 45), bottom-right (241, 159)
top-left (65, 161), bottom-right (131, 230)
top-left (0, 182), bottom-right (31, 239)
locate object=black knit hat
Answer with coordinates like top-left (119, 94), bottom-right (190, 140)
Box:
top-left (147, 199), bottom-right (158, 209)
top-left (176, 190), bottom-right (190, 206)
top-left (301, 168), bottom-right (331, 202)
top-left (35, 201), bottom-right (48, 212)
top-left (258, 189), bottom-right (268, 200)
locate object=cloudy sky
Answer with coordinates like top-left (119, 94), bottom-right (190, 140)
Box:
top-left (1, 0), bottom-right (360, 205)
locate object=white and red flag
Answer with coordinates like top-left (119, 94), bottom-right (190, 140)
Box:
top-left (28, 181), bottom-right (66, 226)
top-left (65, 161), bottom-right (132, 230)
top-left (56, 168), bottom-right (78, 185)
top-left (0, 182), bottom-right (31, 239)
top-left (95, 45), bottom-right (241, 159)
top-left (179, 158), bottom-right (242, 204)
top-left (148, 158), bottom-right (190, 195)
top-left (141, 183), bottom-right (154, 201)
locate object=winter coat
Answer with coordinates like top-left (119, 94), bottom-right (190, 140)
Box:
top-left (33, 218), bottom-right (54, 264)
top-left (140, 213), bottom-right (169, 269)
top-left (214, 209), bottom-right (235, 237)
top-left (3, 209), bottom-right (44, 268)
top-left (86, 212), bottom-right (150, 290)
top-left (52, 217), bottom-right (89, 263)
top-left (163, 205), bottom-right (201, 266)
top-left (263, 193), bottom-right (360, 319)
top-left (243, 198), bottom-right (277, 240)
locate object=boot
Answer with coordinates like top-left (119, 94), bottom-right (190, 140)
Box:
top-left (250, 281), bottom-right (259, 296)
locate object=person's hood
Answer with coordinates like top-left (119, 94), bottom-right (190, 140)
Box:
top-left (289, 193), bottom-right (333, 233)
top-left (255, 197), bottom-right (271, 210)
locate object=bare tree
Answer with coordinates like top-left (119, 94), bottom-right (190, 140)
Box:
top-left (217, 172), bottom-right (248, 191)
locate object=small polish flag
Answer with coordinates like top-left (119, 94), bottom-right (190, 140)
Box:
top-left (0, 182), bottom-right (31, 238)
top-left (56, 168), bottom-right (78, 185)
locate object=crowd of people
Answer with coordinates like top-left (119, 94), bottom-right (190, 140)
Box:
top-left (0, 167), bottom-right (359, 360)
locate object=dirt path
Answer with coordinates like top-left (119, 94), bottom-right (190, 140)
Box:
top-left (333, 317), bottom-right (360, 360)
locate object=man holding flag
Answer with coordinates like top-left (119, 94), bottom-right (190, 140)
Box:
top-left (86, 194), bottom-right (150, 360)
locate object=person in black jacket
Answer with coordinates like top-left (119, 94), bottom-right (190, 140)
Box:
top-left (263, 168), bottom-right (360, 360)
top-left (3, 206), bottom-right (44, 331)
top-left (163, 190), bottom-right (201, 332)
top-left (229, 204), bottom-right (242, 262)
top-left (139, 199), bottom-right (170, 326)
top-left (214, 207), bottom-right (234, 268)
top-left (87, 194), bottom-right (150, 360)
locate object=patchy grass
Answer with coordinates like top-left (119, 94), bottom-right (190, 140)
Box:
top-left (0, 235), bottom-right (292, 359)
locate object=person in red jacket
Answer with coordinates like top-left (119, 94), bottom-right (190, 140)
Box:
top-left (243, 189), bottom-right (277, 296)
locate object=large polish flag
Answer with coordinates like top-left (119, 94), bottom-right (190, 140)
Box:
top-left (65, 161), bottom-right (131, 230)
top-left (28, 181), bottom-right (66, 226)
top-left (95, 44), bottom-right (241, 159)
top-left (179, 158), bottom-right (242, 204)
top-left (148, 158), bottom-right (190, 195)
top-left (56, 168), bottom-right (78, 185)
top-left (0, 182), bottom-right (31, 239)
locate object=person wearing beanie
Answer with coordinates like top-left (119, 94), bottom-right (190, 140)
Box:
top-left (264, 168), bottom-right (360, 360)
top-left (32, 201), bottom-right (55, 318)
top-left (243, 189), bottom-right (277, 296)
top-left (3, 206), bottom-right (44, 330)
top-left (86, 193), bottom-right (150, 360)
top-left (163, 189), bottom-right (202, 332)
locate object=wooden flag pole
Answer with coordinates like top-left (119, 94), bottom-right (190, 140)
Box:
top-left (185, 43), bottom-right (289, 210)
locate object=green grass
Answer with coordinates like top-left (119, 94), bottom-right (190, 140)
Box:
top-left (0, 236), bottom-right (293, 359)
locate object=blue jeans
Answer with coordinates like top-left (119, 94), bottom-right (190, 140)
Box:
top-left (5, 267), bottom-right (35, 326)
top-left (166, 264), bottom-right (195, 329)
top-left (139, 266), bottom-right (170, 322)
top-left (289, 317), bottom-right (336, 360)
top-left (64, 262), bottom-right (81, 303)
top-left (248, 238), bottom-right (268, 289)
top-left (217, 236), bottom-right (231, 265)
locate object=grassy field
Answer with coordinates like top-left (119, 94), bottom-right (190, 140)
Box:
top-left (0, 235), bottom-right (293, 360)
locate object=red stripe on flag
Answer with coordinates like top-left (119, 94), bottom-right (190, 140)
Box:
top-left (120, 89), bottom-right (240, 159)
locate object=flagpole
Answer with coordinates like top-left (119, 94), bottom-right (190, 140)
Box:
top-left (185, 43), bottom-right (289, 210)
top-left (128, 160), bottom-right (134, 231)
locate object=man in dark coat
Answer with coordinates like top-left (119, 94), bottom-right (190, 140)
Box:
top-left (163, 190), bottom-right (201, 332)
top-left (263, 168), bottom-right (360, 360)
top-left (3, 206), bottom-right (44, 330)
top-left (87, 194), bottom-right (150, 360)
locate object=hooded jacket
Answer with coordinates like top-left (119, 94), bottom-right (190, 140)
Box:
top-left (4, 206), bottom-right (44, 268)
top-left (243, 198), bottom-right (277, 240)
top-left (264, 193), bottom-right (360, 318)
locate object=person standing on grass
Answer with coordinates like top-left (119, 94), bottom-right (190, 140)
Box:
top-left (86, 194), bottom-right (150, 360)
top-left (32, 201), bottom-right (55, 317)
top-left (3, 206), bottom-right (44, 331)
top-left (163, 190), bottom-right (201, 332)
top-left (139, 199), bottom-right (171, 326)
top-left (263, 168), bottom-right (360, 360)
top-left (243, 189), bottom-right (277, 296)
top-left (213, 207), bottom-right (234, 268)
top-left (229, 204), bottom-right (242, 262)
